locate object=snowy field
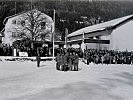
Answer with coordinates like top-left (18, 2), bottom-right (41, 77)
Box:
top-left (0, 60), bottom-right (133, 100)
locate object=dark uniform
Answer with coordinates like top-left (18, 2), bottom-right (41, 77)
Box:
top-left (36, 54), bottom-right (41, 67)
top-left (86, 53), bottom-right (90, 65)
top-left (36, 48), bottom-right (41, 67)
top-left (62, 53), bottom-right (69, 71)
top-left (55, 53), bottom-right (61, 70)
top-left (68, 53), bottom-right (73, 71)
top-left (73, 53), bottom-right (79, 71)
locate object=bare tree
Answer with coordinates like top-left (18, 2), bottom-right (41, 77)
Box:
top-left (11, 9), bottom-right (53, 48)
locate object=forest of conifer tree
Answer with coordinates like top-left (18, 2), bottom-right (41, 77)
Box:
top-left (0, 0), bottom-right (133, 38)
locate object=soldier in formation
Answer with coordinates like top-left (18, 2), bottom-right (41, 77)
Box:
top-left (55, 50), bottom-right (79, 71)
top-left (36, 48), bottom-right (41, 67)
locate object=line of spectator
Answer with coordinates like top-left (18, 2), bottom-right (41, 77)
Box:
top-left (0, 43), bottom-right (50, 57)
top-left (84, 49), bottom-right (133, 65)
top-left (0, 44), bottom-right (13, 56)
top-left (1, 42), bottom-right (133, 66)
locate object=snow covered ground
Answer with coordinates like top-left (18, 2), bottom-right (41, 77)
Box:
top-left (0, 60), bottom-right (133, 100)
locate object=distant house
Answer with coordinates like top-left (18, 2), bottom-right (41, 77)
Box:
top-left (2, 9), bottom-right (54, 45)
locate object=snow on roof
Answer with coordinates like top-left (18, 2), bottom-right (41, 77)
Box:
top-left (3, 9), bottom-right (53, 25)
top-left (0, 28), bottom-right (4, 37)
top-left (0, 33), bottom-right (2, 37)
top-left (67, 15), bottom-right (133, 38)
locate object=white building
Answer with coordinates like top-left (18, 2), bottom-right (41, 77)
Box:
top-left (67, 15), bottom-right (133, 51)
top-left (0, 33), bottom-right (2, 43)
top-left (110, 20), bottom-right (133, 51)
top-left (1, 9), bottom-right (54, 45)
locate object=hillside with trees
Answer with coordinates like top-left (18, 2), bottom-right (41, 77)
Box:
top-left (0, 0), bottom-right (133, 40)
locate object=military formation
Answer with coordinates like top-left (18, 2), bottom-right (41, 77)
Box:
top-left (55, 49), bottom-right (79, 71)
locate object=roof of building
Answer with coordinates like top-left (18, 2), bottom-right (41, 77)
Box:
top-left (3, 9), bottom-right (53, 25)
top-left (67, 15), bottom-right (133, 38)
top-left (3, 10), bottom-right (29, 25)
top-left (0, 33), bottom-right (2, 37)
top-left (0, 28), bottom-right (5, 37)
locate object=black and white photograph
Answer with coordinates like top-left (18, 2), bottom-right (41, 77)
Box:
top-left (0, 0), bottom-right (133, 99)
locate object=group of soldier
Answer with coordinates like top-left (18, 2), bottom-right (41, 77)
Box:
top-left (55, 50), bottom-right (79, 71)
top-left (84, 49), bottom-right (133, 65)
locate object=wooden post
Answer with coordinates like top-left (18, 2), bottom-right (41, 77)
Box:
top-left (52, 9), bottom-right (55, 59)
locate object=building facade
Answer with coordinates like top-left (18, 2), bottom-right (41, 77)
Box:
top-left (67, 15), bottom-right (133, 51)
top-left (2, 9), bottom-right (54, 45)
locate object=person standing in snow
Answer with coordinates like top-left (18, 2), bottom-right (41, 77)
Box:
top-left (36, 48), bottom-right (41, 67)
top-left (62, 52), bottom-right (69, 71)
top-left (55, 53), bottom-right (61, 70)
top-left (86, 52), bottom-right (90, 65)
top-left (73, 53), bottom-right (79, 71)
top-left (68, 52), bottom-right (73, 71)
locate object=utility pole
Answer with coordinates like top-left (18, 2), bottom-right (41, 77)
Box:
top-left (52, 9), bottom-right (55, 58)
top-left (65, 28), bottom-right (68, 49)
top-left (82, 30), bottom-right (85, 53)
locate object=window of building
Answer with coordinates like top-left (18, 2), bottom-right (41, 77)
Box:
top-left (17, 20), bottom-right (21, 25)
top-left (96, 36), bottom-right (99, 39)
top-left (0, 37), bottom-right (2, 43)
top-left (12, 20), bottom-right (16, 24)
top-left (89, 37), bottom-right (93, 39)
top-left (12, 32), bottom-right (16, 37)
top-left (41, 22), bottom-right (46, 29)
top-left (21, 20), bottom-right (25, 26)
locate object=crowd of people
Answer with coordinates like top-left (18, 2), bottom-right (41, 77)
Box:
top-left (55, 48), bottom-right (133, 72)
top-left (13, 41), bottom-right (50, 57)
top-left (84, 49), bottom-right (133, 65)
top-left (1, 42), bottom-right (133, 66)
top-left (55, 49), bottom-right (79, 71)
top-left (0, 44), bottom-right (13, 56)
top-left (0, 43), bottom-right (51, 57)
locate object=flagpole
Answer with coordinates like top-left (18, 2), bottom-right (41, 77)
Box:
top-left (82, 30), bottom-right (85, 60)
top-left (65, 28), bottom-right (68, 49)
top-left (82, 30), bottom-right (85, 53)
top-left (52, 9), bottom-right (55, 58)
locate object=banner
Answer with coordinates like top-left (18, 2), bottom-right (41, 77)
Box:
top-left (19, 52), bottom-right (28, 57)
